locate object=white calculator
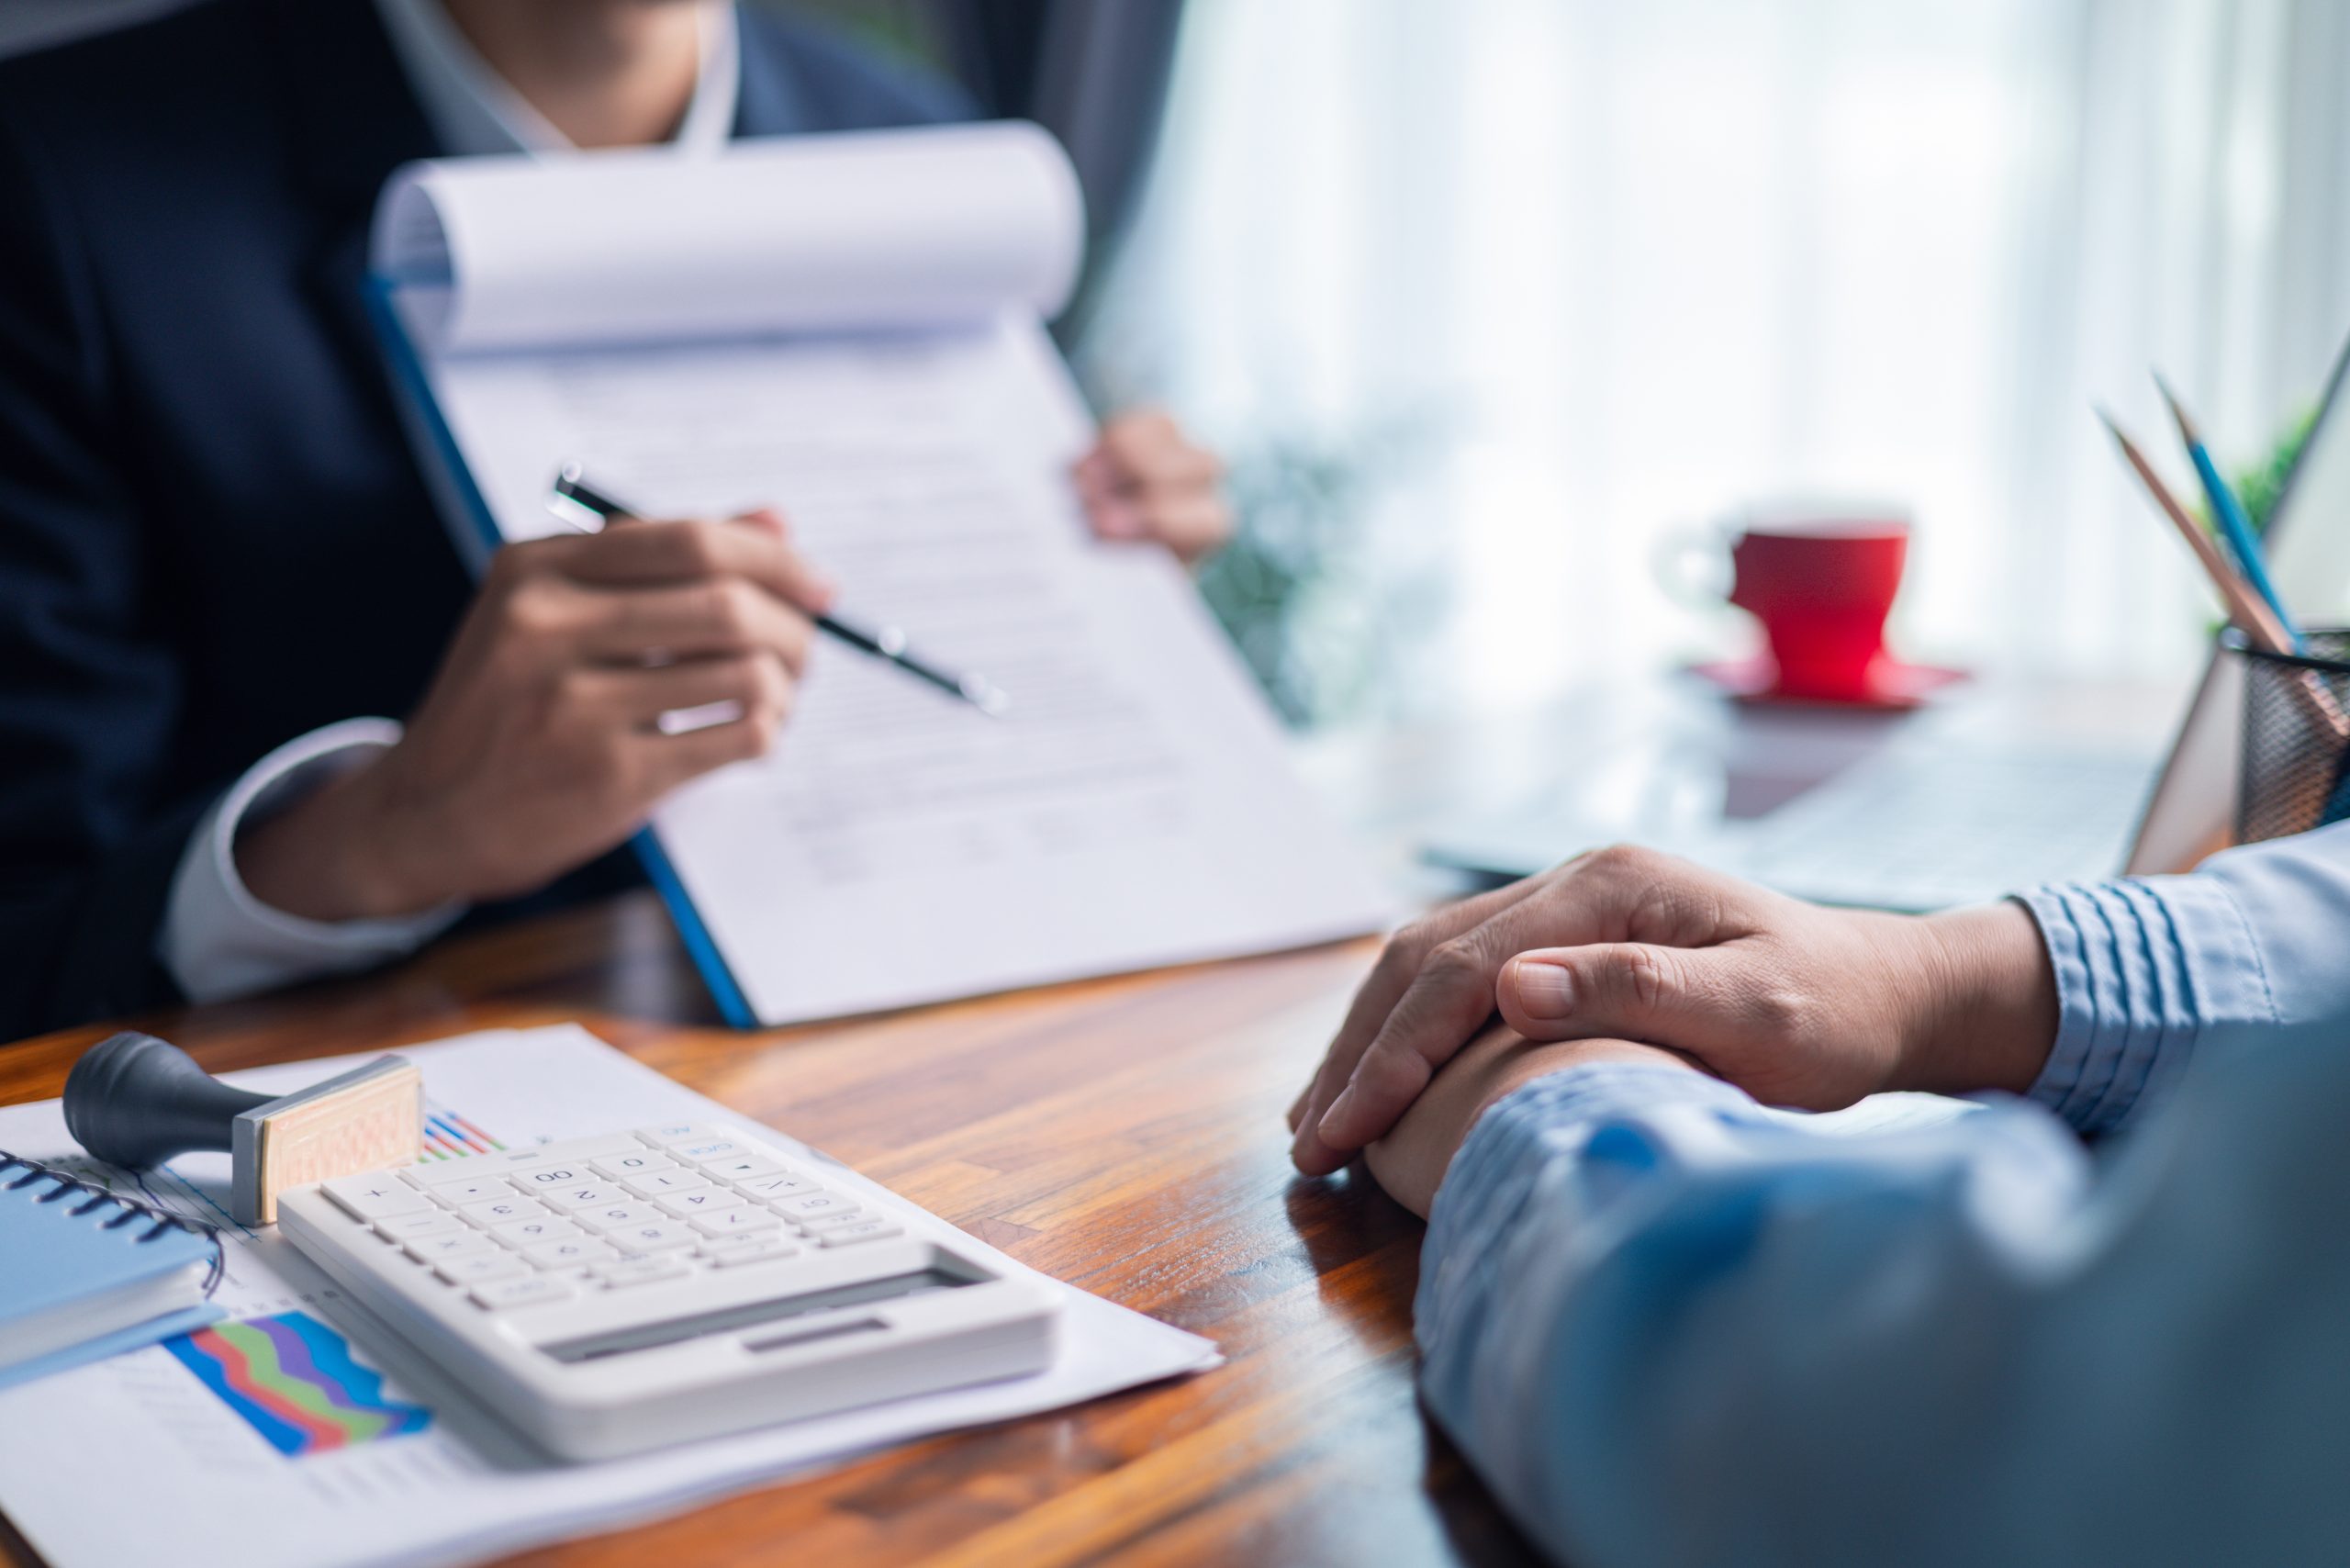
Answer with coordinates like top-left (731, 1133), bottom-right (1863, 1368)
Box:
top-left (274, 1120), bottom-right (1061, 1461)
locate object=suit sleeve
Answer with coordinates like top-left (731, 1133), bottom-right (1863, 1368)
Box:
top-left (0, 98), bottom-right (205, 1037)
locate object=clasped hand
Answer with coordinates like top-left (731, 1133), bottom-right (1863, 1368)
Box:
top-left (1289, 846), bottom-right (2060, 1208)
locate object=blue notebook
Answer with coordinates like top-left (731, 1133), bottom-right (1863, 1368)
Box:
top-left (0, 1153), bottom-right (224, 1391)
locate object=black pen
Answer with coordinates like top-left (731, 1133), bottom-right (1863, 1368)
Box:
top-left (547, 465), bottom-right (1009, 717)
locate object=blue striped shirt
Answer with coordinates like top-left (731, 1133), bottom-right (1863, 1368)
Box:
top-left (1417, 823), bottom-right (2350, 1566)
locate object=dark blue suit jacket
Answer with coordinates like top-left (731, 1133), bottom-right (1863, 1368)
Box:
top-left (0, 0), bottom-right (968, 1037)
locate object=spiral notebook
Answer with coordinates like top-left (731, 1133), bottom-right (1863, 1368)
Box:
top-left (0, 1153), bottom-right (224, 1391)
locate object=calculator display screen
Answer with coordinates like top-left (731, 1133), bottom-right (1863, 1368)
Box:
top-left (540, 1266), bottom-right (979, 1363)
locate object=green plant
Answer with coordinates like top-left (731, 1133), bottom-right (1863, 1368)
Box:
top-left (1192, 417), bottom-right (1449, 729)
top-left (2237, 408), bottom-right (2318, 534)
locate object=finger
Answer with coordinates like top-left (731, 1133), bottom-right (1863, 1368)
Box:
top-left (1435, 845), bottom-right (1734, 977)
top-left (1495, 945), bottom-right (1741, 1058)
top-left (1308, 942), bottom-right (1510, 1164)
top-left (570, 580), bottom-right (816, 672)
top-left (553, 516), bottom-right (836, 615)
top-left (1304, 851), bottom-right (1693, 1163)
top-left (1100, 442), bottom-right (1223, 496)
top-left (1132, 495), bottom-right (1233, 563)
top-left (634, 704), bottom-right (785, 795)
top-left (1084, 494), bottom-right (1147, 541)
top-left (1289, 879), bottom-right (1549, 1174)
top-left (1293, 868), bottom-right (1613, 1169)
top-left (1096, 411), bottom-right (1223, 488)
top-left (576, 653), bottom-right (794, 730)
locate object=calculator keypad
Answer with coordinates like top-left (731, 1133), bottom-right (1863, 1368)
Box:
top-left (653, 1187), bottom-right (743, 1219)
top-left (589, 1151), bottom-right (676, 1181)
top-left (523, 1237), bottom-right (617, 1270)
top-left (461, 1195), bottom-right (550, 1226)
top-left (535, 1182), bottom-right (628, 1212)
top-left (375, 1209), bottom-right (464, 1242)
top-left (620, 1170), bottom-right (708, 1199)
top-left (491, 1215), bottom-right (580, 1247)
top-left (340, 1125), bottom-right (907, 1311)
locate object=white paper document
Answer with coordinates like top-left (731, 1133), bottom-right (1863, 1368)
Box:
top-left (0, 1025), bottom-right (1218, 1568)
top-left (372, 124), bottom-right (1393, 1025)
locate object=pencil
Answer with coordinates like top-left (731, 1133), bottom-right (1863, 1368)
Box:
top-left (2154, 373), bottom-right (2305, 652)
top-left (546, 466), bottom-right (1009, 716)
top-left (2098, 409), bottom-right (2348, 743)
top-left (2098, 409), bottom-right (2297, 652)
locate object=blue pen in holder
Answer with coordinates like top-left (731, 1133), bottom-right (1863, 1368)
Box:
top-left (2225, 627), bottom-right (2350, 845)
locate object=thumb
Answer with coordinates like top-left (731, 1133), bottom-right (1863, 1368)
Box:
top-left (1495, 944), bottom-right (1733, 1055)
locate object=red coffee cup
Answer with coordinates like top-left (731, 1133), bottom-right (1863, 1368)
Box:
top-left (1726, 507), bottom-right (1910, 703)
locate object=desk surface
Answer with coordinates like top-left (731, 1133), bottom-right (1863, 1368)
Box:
top-left (0, 890), bottom-right (1539, 1568)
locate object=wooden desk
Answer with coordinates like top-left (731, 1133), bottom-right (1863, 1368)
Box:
top-left (0, 890), bottom-right (1539, 1568)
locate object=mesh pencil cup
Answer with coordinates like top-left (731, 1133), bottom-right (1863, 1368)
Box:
top-left (2224, 627), bottom-right (2350, 846)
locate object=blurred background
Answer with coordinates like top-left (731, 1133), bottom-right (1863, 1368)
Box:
top-left (1084, 0), bottom-right (2350, 728)
top-left (14, 0), bottom-right (2350, 732)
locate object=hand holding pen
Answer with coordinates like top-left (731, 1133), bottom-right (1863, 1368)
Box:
top-left (549, 467), bottom-right (1009, 716)
top-left (230, 503), bottom-right (831, 928)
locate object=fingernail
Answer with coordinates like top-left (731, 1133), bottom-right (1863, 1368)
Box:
top-left (1315, 1085), bottom-right (1359, 1140)
top-left (1512, 960), bottom-right (1574, 1020)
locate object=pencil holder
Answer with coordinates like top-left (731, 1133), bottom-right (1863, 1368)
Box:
top-left (2227, 627), bottom-right (2350, 846)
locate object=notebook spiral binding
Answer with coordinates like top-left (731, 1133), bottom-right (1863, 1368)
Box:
top-left (0, 1151), bottom-right (225, 1297)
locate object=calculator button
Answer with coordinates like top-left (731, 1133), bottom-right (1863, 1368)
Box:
top-left (403, 1161), bottom-right (505, 1190)
top-left (470, 1275), bottom-right (575, 1311)
top-left (323, 1175), bottom-right (435, 1222)
top-left (506, 1165), bottom-right (594, 1192)
top-left (374, 1209), bottom-right (464, 1242)
top-left (772, 1191), bottom-right (856, 1221)
top-left (416, 1176), bottom-right (512, 1206)
top-left (589, 1151), bottom-right (677, 1181)
top-left (671, 1137), bottom-right (748, 1164)
top-left (437, 1252), bottom-right (527, 1285)
top-left (620, 1170), bottom-right (709, 1199)
top-left (818, 1220), bottom-right (904, 1247)
top-left (733, 1171), bottom-right (815, 1200)
top-left (705, 1236), bottom-right (800, 1266)
top-left (492, 1216), bottom-right (583, 1248)
top-left (575, 1203), bottom-right (658, 1234)
top-left (610, 1221), bottom-right (697, 1252)
top-left (794, 1207), bottom-right (869, 1233)
top-left (537, 1182), bottom-right (627, 1213)
top-left (594, 1256), bottom-right (691, 1289)
top-left (653, 1188), bottom-right (744, 1219)
top-left (634, 1123), bottom-right (725, 1148)
top-left (698, 1153), bottom-right (782, 1181)
top-left (405, 1230), bottom-right (497, 1262)
top-left (523, 1238), bottom-right (618, 1270)
top-left (688, 1206), bottom-right (781, 1238)
top-left (461, 1195), bottom-right (552, 1227)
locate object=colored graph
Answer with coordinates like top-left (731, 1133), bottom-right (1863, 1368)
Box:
top-left (419, 1102), bottom-right (505, 1162)
top-left (167, 1312), bottom-right (432, 1457)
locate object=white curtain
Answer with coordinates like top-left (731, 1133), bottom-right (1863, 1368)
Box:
top-left (1084, 0), bottom-right (2350, 719)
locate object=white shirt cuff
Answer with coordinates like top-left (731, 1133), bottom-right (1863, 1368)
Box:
top-left (158, 718), bottom-right (466, 1003)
